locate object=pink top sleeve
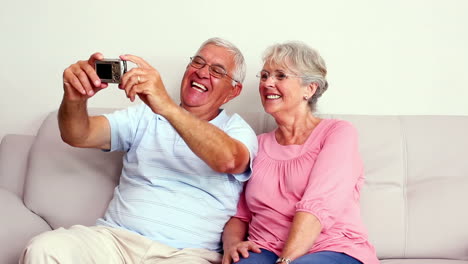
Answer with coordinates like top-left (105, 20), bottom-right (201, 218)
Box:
top-left (234, 189), bottom-right (252, 222)
top-left (296, 121), bottom-right (363, 231)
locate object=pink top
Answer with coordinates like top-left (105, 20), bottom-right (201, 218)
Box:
top-left (235, 119), bottom-right (379, 264)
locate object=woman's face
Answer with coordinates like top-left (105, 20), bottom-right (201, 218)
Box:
top-left (258, 61), bottom-right (309, 116)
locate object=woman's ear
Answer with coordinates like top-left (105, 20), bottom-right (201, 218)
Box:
top-left (304, 82), bottom-right (318, 99)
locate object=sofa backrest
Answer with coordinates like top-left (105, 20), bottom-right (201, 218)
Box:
top-left (329, 114), bottom-right (468, 260)
top-left (23, 109), bottom-right (123, 228)
top-left (23, 107), bottom-right (468, 260)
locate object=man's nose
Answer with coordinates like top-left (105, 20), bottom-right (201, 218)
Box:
top-left (196, 64), bottom-right (211, 78)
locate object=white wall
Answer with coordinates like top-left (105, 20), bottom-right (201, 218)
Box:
top-left (1, 0), bottom-right (467, 140)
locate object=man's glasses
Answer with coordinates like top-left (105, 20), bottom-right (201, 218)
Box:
top-left (256, 70), bottom-right (306, 82)
top-left (189, 56), bottom-right (238, 83)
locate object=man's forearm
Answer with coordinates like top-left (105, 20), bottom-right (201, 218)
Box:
top-left (222, 217), bottom-right (248, 249)
top-left (58, 97), bottom-right (90, 147)
top-left (164, 107), bottom-right (250, 174)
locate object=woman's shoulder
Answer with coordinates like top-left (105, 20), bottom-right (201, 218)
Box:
top-left (257, 130), bottom-right (275, 142)
top-left (315, 119), bottom-right (360, 148)
top-left (320, 118), bottom-right (358, 134)
top-left (309, 119), bottom-right (359, 146)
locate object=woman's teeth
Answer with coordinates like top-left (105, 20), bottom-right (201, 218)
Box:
top-left (266, 95), bottom-right (281, 99)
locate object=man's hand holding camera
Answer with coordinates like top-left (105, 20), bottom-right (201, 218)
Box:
top-left (62, 52), bottom-right (108, 102)
top-left (118, 54), bottom-right (177, 115)
top-left (62, 53), bottom-right (176, 116)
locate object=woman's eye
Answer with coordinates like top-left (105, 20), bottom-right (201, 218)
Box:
top-left (276, 73), bottom-right (287, 80)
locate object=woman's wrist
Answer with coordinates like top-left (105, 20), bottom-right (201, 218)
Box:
top-left (275, 257), bottom-right (292, 264)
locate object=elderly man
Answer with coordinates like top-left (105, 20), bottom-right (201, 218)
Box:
top-left (20, 37), bottom-right (257, 264)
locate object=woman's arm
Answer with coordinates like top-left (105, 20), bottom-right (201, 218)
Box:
top-left (277, 211), bottom-right (322, 263)
top-left (279, 122), bottom-right (362, 263)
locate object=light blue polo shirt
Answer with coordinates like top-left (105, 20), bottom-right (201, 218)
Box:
top-left (96, 103), bottom-right (258, 252)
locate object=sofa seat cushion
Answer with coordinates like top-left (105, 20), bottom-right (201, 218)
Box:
top-left (381, 260), bottom-right (468, 264)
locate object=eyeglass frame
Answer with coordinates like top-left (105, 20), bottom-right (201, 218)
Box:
top-left (256, 70), bottom-right (307, 82)
top-left (189, 56), bottom-right (238, 84)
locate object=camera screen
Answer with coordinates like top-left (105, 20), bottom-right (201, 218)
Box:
top-left (96, 64), bottom-right (113, 79)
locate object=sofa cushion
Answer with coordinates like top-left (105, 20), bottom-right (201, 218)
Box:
top-left (335, 115), bottom-right (408, 259)
top-left (402, 116), bottom-right (468, 259)
top-left (0, 134), bottom-right (35, 197)
top-left (329, 114), bottom-right (468, 261)
top-left (23, 109), bottom-right (122, 229)
top-left (381, 260), bottom-right (468, 264)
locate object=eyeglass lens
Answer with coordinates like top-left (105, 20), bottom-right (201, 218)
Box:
top-left (258, 71), bottom-right (289, 81)
top-left (190, 56), bottom-right (227, 78)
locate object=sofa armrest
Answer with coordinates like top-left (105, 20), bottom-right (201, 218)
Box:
top-left (0, 188), bottom-right (51, 264)
top-left (0, 134), bottom-right (35, 197)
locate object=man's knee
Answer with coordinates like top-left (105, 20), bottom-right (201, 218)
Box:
top-left (20, 229), bottom-right (74, 263)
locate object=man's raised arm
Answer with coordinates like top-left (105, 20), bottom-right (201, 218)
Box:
top-left (59, 52), bottom-right (111, 150)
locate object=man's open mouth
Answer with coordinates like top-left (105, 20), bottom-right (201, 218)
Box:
top-left (192, 81), bottom-right (208, 92)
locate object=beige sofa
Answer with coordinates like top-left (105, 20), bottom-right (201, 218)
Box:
top-left (1, 107), bottom-right (468, 264)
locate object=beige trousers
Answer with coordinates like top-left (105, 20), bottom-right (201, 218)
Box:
top-left (19, 225), bottom-right (222, 264)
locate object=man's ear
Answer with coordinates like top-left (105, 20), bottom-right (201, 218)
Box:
top-left (223, 82), bottom-right (243, 104)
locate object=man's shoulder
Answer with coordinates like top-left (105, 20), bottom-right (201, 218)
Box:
top-left (219, 111), bottom-right (255, 132)
top-left (106, 103), bottom-right (149, 117)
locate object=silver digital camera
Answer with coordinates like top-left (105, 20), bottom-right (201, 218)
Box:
top-left (95, 59), bottom-right (127, 83)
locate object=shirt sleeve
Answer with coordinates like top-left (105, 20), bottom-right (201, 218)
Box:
top-left (233, 188), bottom-right (252, 222)
top-left (223, 114), bottom-right (259, 182)
top-left (295, 120), bottom-right (364, 231)
top-left (102, 103), bottom-right (147, 152)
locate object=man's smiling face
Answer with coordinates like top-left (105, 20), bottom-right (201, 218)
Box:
top-left (180, 44), bottom-right (240, 120)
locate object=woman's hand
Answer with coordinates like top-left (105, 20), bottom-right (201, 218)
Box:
top-left (222, 241), bottom-right (261, 264)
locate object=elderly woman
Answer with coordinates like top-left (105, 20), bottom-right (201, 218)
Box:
top-left (222, 42), bottom-right (379, 264)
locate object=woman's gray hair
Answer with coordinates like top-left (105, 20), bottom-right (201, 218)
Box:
top-left (196, 37), bottom-right (246, 86)
top-left (263, 41), bottom-right (328, 111)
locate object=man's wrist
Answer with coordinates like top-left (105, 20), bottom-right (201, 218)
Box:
top-left (222, 240), bottom-right (240, 251)
top-left (276, 257), bottom-right (292, 264)
top-left (153, 101), bottom-right (180, 119)
top-left (62, 93), bottom-right (88, 104)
